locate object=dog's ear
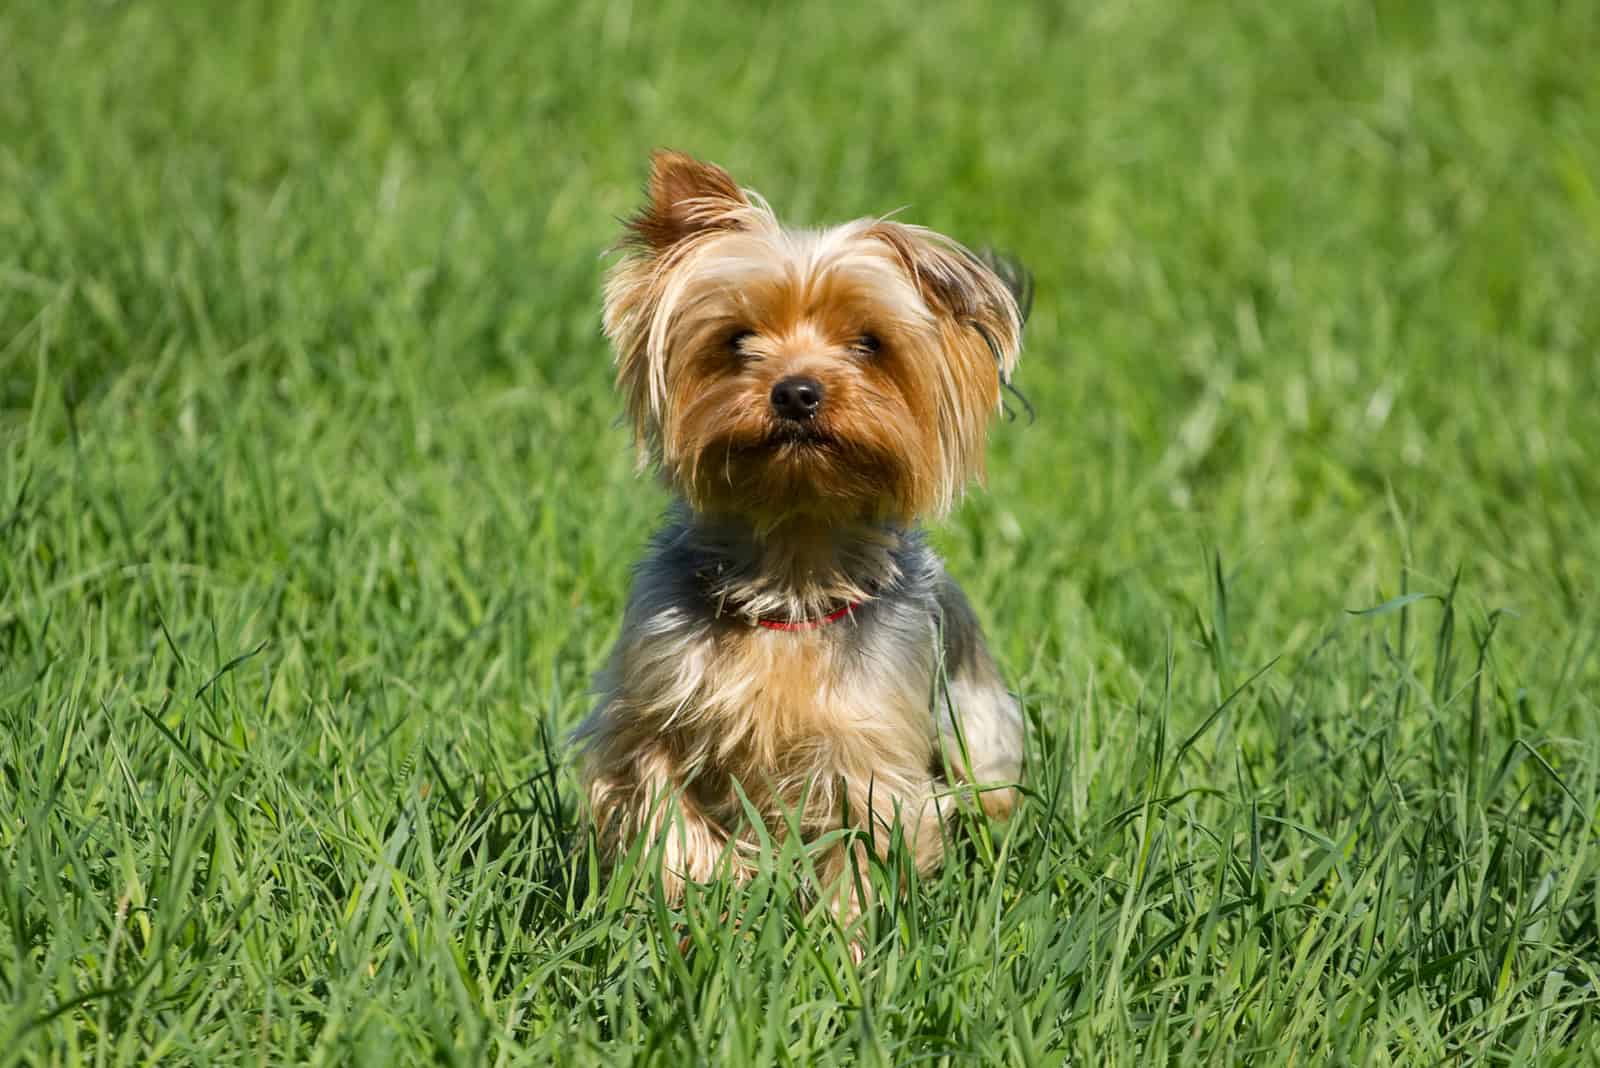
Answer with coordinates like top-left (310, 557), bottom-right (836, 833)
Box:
top-left (607, 152), bottom-right (753, 463)
top-left (869, 222), bottom-right (1024, 383)
top-left (973, 247), bottom-right (1034, 328)
top-left (626, 150), bottom-right (750, 252)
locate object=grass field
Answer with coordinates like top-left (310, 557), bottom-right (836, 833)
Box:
top-left (4, 0), bottom-right (1600, 1063)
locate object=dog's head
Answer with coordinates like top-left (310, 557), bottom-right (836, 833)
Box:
top-left (604, 150), bottom-right (1024, 528)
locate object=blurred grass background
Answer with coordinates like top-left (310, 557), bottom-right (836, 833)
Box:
top-left (2, 0), bottom-right (1598, 1063)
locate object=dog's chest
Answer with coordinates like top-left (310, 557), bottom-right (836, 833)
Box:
top-left (691, 615), bottom-right (940, 769)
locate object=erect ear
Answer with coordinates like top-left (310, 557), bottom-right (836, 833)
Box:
top-left (868, 222), bottom-right (1025, 383)
top-left (625, 150), bottom-right (750, 252)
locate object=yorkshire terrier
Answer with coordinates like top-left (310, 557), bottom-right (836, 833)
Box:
top-left (574, 151), bottom-right (1027, 912)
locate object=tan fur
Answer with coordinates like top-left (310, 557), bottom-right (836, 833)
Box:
top-left (580, 608), bottom-right (949, 910)
top-left (577, 151), bottom-right (1026, 917)
top-left (604, 154), bottom-right (1020, 525)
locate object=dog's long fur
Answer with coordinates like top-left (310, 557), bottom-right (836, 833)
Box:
top-left (574, 151), bottom-right (1025, 909)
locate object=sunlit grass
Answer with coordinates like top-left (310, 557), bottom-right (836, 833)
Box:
top-left (2, 0), bottom-right (1597, 1063)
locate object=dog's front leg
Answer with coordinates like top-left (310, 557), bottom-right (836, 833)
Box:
top-left (934, 574), bottom-right (1024, 819)
top-left (583, 740), bottom-right (734, 902)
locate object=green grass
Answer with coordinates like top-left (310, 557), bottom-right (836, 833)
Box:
top-left (3, 0), bottom-right (1599, 1063)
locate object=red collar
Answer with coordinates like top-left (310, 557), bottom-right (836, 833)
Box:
top-left (755, 601), bottom-right (859, 631)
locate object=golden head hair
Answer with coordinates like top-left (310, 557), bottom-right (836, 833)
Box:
top-left (603, 150), bottom-right (1023, 527)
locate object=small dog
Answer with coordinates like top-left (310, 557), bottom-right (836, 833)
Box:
top-left (575, 151), bottom-right (1026, 911)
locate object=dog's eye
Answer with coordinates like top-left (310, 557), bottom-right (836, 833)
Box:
top-left (727, 329), bottom-right (756, 356)
top-left (851, 333), bottom-right (882, 357)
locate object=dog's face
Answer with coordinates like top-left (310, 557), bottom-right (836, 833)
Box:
top-left (604, 151), bottom-right (1022, 528)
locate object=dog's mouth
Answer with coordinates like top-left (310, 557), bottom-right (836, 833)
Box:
top-left (752, 422), bottom-right (838, 452)
top-left (690, 424), bottom-right (909, 520)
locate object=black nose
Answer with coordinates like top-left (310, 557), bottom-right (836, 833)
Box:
top-left (769, 376), bottom-right (824, 421)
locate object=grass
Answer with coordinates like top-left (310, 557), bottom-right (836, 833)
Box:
top-left (3, 0), bottom-right (1599, 1062)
